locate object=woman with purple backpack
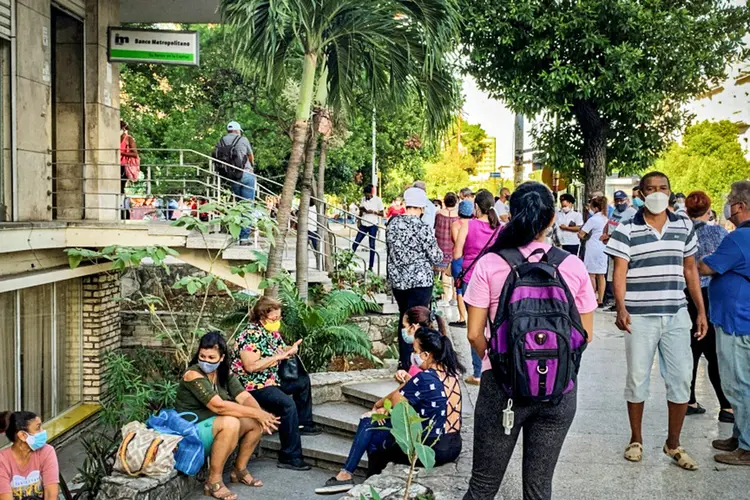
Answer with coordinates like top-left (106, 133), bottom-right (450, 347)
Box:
top-left (462, 182), bottom-right (597, 500)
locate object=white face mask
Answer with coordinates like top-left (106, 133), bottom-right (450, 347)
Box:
top-left (561, 206), bottom-right (571, 213)
top-left (644, 192), bottom-right (669, 214)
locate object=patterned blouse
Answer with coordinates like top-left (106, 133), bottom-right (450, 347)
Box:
top-left (231, 322), bottom-right (287, 391)
top-left (694, 221), bottom-right (728, 288)
top-left (386, 215), bottom-right (444, 290)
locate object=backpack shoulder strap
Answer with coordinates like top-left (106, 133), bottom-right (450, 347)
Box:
top-left (545, 247), bottom-right (570, 268)
top-left (230, 135), bottom-right (243, 147)
top-left (496, 247), bottom-right (525, 269)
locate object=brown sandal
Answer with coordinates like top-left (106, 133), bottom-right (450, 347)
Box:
top-left (663, 444), bottom-right (699, 471)
top-left (230, 468), bottom-right (263, 487)
top-left (203, 481), bottom-right (238, 500)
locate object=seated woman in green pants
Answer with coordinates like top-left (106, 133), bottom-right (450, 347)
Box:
top-left (175, 331), bottom-right (281, 500)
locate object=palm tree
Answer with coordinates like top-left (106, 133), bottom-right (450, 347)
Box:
top-left (221, 0), bottom-right (460, 297)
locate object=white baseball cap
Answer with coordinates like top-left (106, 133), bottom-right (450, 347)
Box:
top-left (403, 187), bottom-right (429, 208)
top-left (227, 121), bottom-right (243, 132)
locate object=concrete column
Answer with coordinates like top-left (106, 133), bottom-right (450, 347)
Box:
top-left (15, 0), bottom-right (53, 221)
top-left (84, 0), bottom-right (119, 221)
top-left (81, 272), bottom-right (120, 402)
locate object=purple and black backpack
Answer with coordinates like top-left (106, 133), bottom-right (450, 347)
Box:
top-left (489, 247), bottom-right (588, 404)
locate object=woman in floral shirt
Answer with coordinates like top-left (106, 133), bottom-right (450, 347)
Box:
top-left (231, 297), bottom-right (321, 471)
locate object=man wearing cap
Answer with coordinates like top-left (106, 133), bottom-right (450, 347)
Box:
top-left (413, 180), bottom-right (436, 228)
top-left (221, 121), bottom-right (256, 199)
top-left (602, 190), bottom-right (638, 308)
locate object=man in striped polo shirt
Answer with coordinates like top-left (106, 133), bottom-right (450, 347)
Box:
top-left (605, 171), bottom-right (708, 471)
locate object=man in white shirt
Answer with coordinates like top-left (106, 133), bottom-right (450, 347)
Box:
top-left (556, 193), bottom-right (584, 257)
top-left (413, 180), bottom-right (436, 227)
top-left (352, 184), bottom-right (384, 271)
top-left (494, 187), bottom-right (511, 223)
top-left (308, 199), bottom-right (320, 251)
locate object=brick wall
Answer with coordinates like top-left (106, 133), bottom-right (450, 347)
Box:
top-left (82, 272), bottom-right (121, 402)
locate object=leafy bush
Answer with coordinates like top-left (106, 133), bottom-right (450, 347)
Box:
top-left (330, 250), bottom-right (389, 296)
top-left (270, 272), bottom-right (382, 372)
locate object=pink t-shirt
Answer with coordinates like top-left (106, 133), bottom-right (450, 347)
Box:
top-left (464, 242), bottom-right (598, 372)
top-left (0, 445), bottom-right (59, 499)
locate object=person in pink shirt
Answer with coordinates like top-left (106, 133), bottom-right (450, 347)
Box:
top-left (0, 411), bottom-right (59, 500)
top-left (462, 182), bottom-right (597, 500)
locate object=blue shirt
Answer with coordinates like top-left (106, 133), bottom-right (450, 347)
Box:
top-left (704, 222), bottom-right (750, 335)
top-left (399, 369), bottom-right (447, 437)
top-left (693, 221), bottom-right (728, 288)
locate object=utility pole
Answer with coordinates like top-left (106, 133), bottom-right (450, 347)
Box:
top-left (513, 113), bottom-right (524, 187)
top-left (371, 108), bottom-right (377, 188)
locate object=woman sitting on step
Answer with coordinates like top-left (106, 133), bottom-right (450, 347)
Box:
top-left (395, 305), bottom-right (450, 383)
top-left (174, 331), bottom-right (280, 500)
top-left (315, 327), bottom-right (464, 495)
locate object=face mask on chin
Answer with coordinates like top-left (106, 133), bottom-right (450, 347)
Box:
top-left (644, 192), bottom-right (669, 214)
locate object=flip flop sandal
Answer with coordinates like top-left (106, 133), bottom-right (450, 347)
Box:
top-left (663, 445), bottom-right (699, 471)
top-left (230, 469), bottom-right (264, 487)
top-left (624, 442), bottom-right (643, 462)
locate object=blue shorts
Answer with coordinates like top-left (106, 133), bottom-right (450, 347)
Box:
top-left (451, 258), bottom-right (465, 295)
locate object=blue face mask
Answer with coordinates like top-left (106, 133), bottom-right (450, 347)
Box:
top-left (25, 430), bottom-right (48, 451)
top-left (633, 198), bottom-right (644, 208)
top-left (199, 360), bottom-right (221, 374)
top-left (401, 328), bottom-right (415, 345)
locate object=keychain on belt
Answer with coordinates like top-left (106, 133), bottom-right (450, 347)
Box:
top-left (502, 399), bottom-right (515, 435)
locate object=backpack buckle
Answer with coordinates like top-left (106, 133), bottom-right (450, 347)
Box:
top-left (537, 365), bottom-right (549, 375)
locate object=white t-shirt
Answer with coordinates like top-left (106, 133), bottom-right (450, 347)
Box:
top-left (494, 199), bottom-right (509, 218)
top-left (308, 205), bottom-right (318, 233)
top-left (556, 209), bottom-right (584, 246)
top-left (360, 196), bottom-right (384, 227)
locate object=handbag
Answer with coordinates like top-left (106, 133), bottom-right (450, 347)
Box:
top-left (147, 410), bottom-right (205, 475)
top-left (278, 355), bottom-right (306, 382)
top-left (114, 421), bottom-right (181, 477)
top-left (123, 155), bottom-right (141, 181)
top-left (455, 225), bottom-right (501, 289)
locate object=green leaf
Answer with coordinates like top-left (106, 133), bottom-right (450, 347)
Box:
top-left (383, 399), bottom-right (392, 411)
top-left (414, 443), bottom-right (436, 470)
top-left (68, 253), bottom-right (83, 269)
top-left (186, 281), bottom-right (198, 295)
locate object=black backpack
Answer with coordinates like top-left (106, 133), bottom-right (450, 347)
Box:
top-left (488, 247), bottom-right (588, 404)
top-left (212, 135), bottom-right (245, 182)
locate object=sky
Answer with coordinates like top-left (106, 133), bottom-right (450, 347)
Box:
top-left (461, 76), bottom-right (517, 168)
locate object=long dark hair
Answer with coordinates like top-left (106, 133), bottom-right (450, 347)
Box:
top-left (405, 306), bottom-right (448, 337)
top-left (190, 331), bottom-right (231, 388)
top-left (491, 181), bottom-right (555, 251)
top-left (0, 411), bottom-right (37, 442)
top-left (474, 189), bottom-right (500, 229)
top-left (415, 327), bottom-right (464, 377)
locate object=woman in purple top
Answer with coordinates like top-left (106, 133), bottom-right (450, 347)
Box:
top-left (453, 189), bottom-right (503, 384)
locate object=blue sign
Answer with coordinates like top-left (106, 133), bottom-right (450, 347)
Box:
top-left (489, 172), bottom-right (502, 178)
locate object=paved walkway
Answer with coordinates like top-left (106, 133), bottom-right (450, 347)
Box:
top-left (187, 310), bottom-right (748, 499)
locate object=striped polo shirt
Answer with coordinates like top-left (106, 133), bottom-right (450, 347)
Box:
top-left (604, 209), bottom-right (697, 316)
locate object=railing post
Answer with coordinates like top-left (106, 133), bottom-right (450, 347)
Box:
top-left (179, 150), bottom-right (184, 166)
top-left (147, 165), bottom-right (152, 195)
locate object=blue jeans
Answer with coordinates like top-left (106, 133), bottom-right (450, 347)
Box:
top-left (716, 326), bottom-right (750, 451)
top-left (352, 224), bottom-right (378, 270)
top-left (230, 171), bottom-right (256, 240)
top-left (471, 350), bottom-right (483, 378)
top-left (342, 417), bottom-right (394, 474)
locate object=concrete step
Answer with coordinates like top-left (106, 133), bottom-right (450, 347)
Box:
top-left (341, 380), bottom-right (399, 407)
top-left (258, 430), bottom-right (367, 471)
top-left (186, 233), bottom-right (232, 249)
top-left (379, 302), bottom-right (400, 315)
top-left (312, 402), bottom-right (367, 437)
top-left (369, 293), bottom-right (391, 305)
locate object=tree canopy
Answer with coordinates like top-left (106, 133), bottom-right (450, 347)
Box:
top-left (460, 0), bottom-right (750, 195)
top-left (653, 120), bottom-right (750, 205)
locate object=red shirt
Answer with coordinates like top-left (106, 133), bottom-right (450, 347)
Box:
top-left (386, 205), bottom-right (406, 218)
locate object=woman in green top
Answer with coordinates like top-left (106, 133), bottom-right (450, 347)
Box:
top-left (175, 331), bottom-right (280, 500)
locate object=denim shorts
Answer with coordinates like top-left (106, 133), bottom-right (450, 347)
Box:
top-left (451, 258), bottom-right (465, 295)
top-left (624, 308), bottom-right (692, 403)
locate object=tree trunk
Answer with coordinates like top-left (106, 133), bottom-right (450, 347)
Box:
top-left (513, 113), bottom-right (525, 187)
top-left (317, 136), bottom-right (332, 272)
top-left (574, 100), bottom-right (607, 200)
top-left (265, 52), bottom-right (318, 297)
top-left (296, 114), bottom-right (321, 299)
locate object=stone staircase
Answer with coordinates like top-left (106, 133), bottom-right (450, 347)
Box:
top-left (258, 379), bottom-right (398, 472)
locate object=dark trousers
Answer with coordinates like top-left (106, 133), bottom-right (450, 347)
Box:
top-left (308, 231), bottom-right (320, 251)
top-left (251, 374), bottom-right (314, 461)
top-left (392, 286), bottom-right (433, 370)
top-left (352, 224), bottom-right (378, 270)
top-left (464, 372), bottom-right (577, 500)
top-left (686, 287), bottom-right (731, 409)
top-left (561, 244), bottom-right (580, 258)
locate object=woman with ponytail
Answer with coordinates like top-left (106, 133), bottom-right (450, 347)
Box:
top-left (0, 410), bottom-right (59, 500)
top-left (462, 182), bottom-right (597, 500)
top-left (316, 328), bottom-right (464, 495)
top-left (453, 189), bottom-right (503, 384)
